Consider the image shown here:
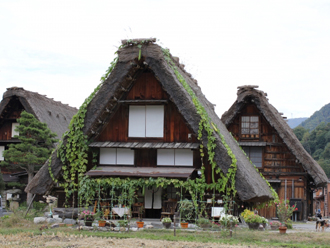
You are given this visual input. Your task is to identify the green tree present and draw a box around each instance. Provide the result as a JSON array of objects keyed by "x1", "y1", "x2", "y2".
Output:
[
  {"x1": 0, "y1": 173, "x2": 5, "y2": 192},
  {"x1": 318, "y1": 159, "x2": 330, "y2": 178},
  {"x1": 293, "y1": 126, "x2": 308, "y2": 141},
  {"x1": 0, "y1": 111, "x2": 57, "y2": 205}
]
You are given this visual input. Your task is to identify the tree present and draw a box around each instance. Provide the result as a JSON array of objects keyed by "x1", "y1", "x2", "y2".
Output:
[
  {"x1": 1, "y1": 111, "x2": 57, "y2": 205},
  {"x1": 293, "y1": 126, "x2": 308, "y2": 141},
  {"x1": 0, "y1": 173, "x2": 5, "y2": 192}
]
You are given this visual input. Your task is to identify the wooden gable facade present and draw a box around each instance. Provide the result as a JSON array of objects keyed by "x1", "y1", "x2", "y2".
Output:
[
  {"x1": 93, "y1": 71, "x2": 202, "y2": 169},
  {"x1": 222, "y1": 85, "x2": 328, "y2": 220}
]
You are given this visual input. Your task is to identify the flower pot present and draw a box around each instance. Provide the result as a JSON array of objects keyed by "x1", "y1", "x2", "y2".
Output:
[
  {"x1": 279, "y1": 226, "x2": 287, "y2": 234},
  {"x1": 163, "y1": 222, "x2": 171, "y2": 229},
  {"x1": 271, "y1": 225, "x2": 279, "y2": 230},
  {"x1": 99, "y1": 220, "x2": 106, "y2": 227},
  {"x1": 180, "y1": 222, "x2": 188, "y2": 229},
  {"x1": 85, "y1": 220, "x2": 93, "y2": 226},
  {"x1": 136, "y1": 221, "x2": 144, "y2": 228},
  {"x1": 247, "y1": 223, "x2": 259, "y2": 230}
]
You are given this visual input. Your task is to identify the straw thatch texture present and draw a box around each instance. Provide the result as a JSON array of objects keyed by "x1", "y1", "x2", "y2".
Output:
[
  {"x1": 0, "y1": 87, "x2": 77, "y2": 140},
  {"x1": 26, "y1": 41, "x2": 273, "y2": 202},
  {"x1": 221, "y1": 85, "x2": 328, "y2": 187}
]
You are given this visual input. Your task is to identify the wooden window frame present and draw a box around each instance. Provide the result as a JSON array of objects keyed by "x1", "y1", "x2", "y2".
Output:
[
  {"x1": 240, "y1": 116, "x2": 259, "y2": 139},
  {"x1": 242, "y1": 146, "x2": 263, "y2": 168}
]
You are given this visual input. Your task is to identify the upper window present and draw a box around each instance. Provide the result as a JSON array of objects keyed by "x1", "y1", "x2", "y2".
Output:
[
  {"x1": 157, "y1": 149, "x2": 193, "y2": 166},
  {"x1": 128, "y1": 105, "x2": 164, "y2": 138},
  {"x1": 241, "y1": 116, "x2": 259, "y2": 138},
  {"x1": 0, "y1": 146, "x2": 4, "y2": 161},
  {"x1": 99, "y1": 148, "x2": 134, "y2": 165},
  {"x1": 11, "y1": 122, "x2": 19, "y2": 137},
  {"x1": 242, "y1": 146, "x2": 262, "y2": 168}
]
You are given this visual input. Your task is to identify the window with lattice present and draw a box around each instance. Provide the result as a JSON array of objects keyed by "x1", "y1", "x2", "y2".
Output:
[
  {"x1": 241, "y1": 116, "x2": 259, "y2": 138},
  {"x1": 242, "y1": 146, "x2": 262, "y2": 168}
]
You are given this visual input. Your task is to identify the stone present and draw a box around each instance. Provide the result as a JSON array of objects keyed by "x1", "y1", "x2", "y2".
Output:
[
  {"x1": 34, "y1": 217, "x2": 47, "y2": 224},
  {"x1": 130, "y1": 227, "x2": 138, "y2": 231},
  {"x1": 51, "y1": 224, "x2": 59, "y2": 228},
  {"x1": 63, "y1": 218, "x2": 76, "y2": 225},
  {"x1": 47, "y1": 218, "x2": 62, "y2": 224},
  {"x1": 146, "y1": 225, "x2": 153, "y2": 229}
]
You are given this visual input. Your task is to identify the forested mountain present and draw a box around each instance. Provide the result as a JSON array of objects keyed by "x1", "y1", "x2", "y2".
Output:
[
  {"x1": 300, "y1": 103, "x2": 330, "y2": 131},
  {"x1": 287, "y1": 117, "x2": 308, "y2": 129},
  {"x1": 293, "y1": 122, "x2": 330, "y2": 178}
]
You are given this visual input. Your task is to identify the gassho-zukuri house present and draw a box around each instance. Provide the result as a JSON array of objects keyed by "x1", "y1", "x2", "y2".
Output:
[
  {"x1": 26, "y1": 39, "x2": 273, "y2": 219},
  {"x1": 221, "y1": 85, "x2": 328, "y2": 220}
]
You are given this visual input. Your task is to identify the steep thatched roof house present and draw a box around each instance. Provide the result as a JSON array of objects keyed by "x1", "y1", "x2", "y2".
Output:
[
  {"x1": 26, "y1": 39, "x2": 273, "y2": 216},
  {"x1": 221, "y1": 85, "x2": 328, "y2": 220},
  {"x1": 0, "y1": 87, "x2": 77, "y2": 204}
]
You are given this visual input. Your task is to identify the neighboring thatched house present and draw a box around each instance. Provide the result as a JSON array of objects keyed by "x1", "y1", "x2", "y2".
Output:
[
  {"x1": 221, "y1": 85, "x2": 328, "y2": 220},
  {"x1": 0, "y1": 87, "x2": 77, "y2": 204},
  {"x1": 26, "y1": 39, "x2": 273, "y2": 217}
]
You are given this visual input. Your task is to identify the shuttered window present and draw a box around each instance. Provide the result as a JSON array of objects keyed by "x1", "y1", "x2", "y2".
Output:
[
  {"x1": 99, "y1": 148, "x2": 134, "y2": 165},
  {"x1": 128, "y1": 105, "x2": 164, "y2": 138},
  {"x1": 157, "y1": 149, "x2": 193, "y2": 166},
  {"x1": 242, "y1": 146, "x2": 262, "y2": 168}
]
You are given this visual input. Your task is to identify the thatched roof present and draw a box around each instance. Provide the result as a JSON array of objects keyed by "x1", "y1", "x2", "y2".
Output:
[
  {"x1": 0, "y1": 87, "x2": 77, "y2": 140},
  {"x1": 221, "y1": 85, "x2": 328, "y2": 187},
  {"x1": 26, "y1": 39, "x2": 273, "y2": 202}
]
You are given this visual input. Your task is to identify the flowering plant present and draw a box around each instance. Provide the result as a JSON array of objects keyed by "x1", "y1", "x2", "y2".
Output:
[
  {"x1": 269, "y1": 220, "x2": 282, "y2": 227},
  {"x1": 244, "y1": 214, "x2": 268, "y2": 224},
  {"x1": 219, "y1": 214, "x2": 239, "y2": 228},
  {"x1": 161, "y1": 217, "x2": 172, "y2": 223},
  {"x1": 276, "y1": 200, "x2": 296, "y2": 225},
  {"x1": 80, "y1": 210, "x2": 95, "y2": 221}
]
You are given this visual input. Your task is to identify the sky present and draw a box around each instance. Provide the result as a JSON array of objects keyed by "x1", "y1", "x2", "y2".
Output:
[{"x1": 1, "y1": 0, "x2": 330, "y2": 119}]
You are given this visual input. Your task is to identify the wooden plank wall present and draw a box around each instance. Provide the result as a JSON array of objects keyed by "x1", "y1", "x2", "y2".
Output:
[
  {"x1": 226, "y1": 103, "x2": 307, "y2": 219},
  {"x1": 96, "y1": 72, "x2": 197, "y2": 143}
]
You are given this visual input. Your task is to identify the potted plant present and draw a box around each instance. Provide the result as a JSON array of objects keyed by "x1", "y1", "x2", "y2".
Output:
[
  {"x1": 219, "y1": 214, "x2": 239, "y2": 229},
  {"x1": 269, "y1": 220, "x2": 282, "y2": 230},
  {"x1": 80, "y1": 210, "x2": 95, "y2": 226},
  {"x1": 242, "y1": 209, "x2": 267, "y2": 229},
  {"x1": 161, "y1": 217, "x2": 172, "y2": 229},
  {"x1": 136, "y1": 205, "x2": 144, "y2": 228},
  {"x1": 197, "y1": 217, "x2": 211, "y2": 229},
  {"x1": 179, "y1": 199, "x2": 194, "y2": 229},
  {"x1": 118, "y1": 219, "x2": 129, "y2": 227},
  {"x1": 276, "y1": 200, "x2": 296, "y2": 234}
]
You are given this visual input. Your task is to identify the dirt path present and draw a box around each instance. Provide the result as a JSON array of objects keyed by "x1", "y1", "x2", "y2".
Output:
[{"x1": 0, "y1": 232, "x2": 264, "y2": 248}]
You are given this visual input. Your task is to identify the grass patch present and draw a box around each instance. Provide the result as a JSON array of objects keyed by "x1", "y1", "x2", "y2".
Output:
[{"x1": 0, "y1": 210, "x2": 329, "y2": 248}]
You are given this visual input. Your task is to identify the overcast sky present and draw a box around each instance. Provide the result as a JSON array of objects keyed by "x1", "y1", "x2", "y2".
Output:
[{"x1": 1, "y1": 0, "x2": 330, "y2": 119}]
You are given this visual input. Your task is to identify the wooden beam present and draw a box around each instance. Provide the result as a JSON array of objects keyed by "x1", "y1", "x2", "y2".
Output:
[
  {"x1": 264, "y1": 158, "x2": 295, "y2": 161},
  {"x1": 118, "y1": 100, "x2": 168, "y2": 104}
]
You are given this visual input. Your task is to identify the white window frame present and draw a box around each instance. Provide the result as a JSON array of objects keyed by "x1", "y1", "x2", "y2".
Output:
[
  {"x1": 157, "y1": 149, "x2": 193, "y2": 167},
  {"x1": 128, "y1": 105, "x2": 164, "y2": 138},
  {"x1": 99, "y1": 148, "x2": 134, "y2": 165},
  {"x1": 11, "y1": 122, "x2": 19, "y2": 137},
  {"x1": 0, "y1": 146, "x2": 4, "y2": 161}
]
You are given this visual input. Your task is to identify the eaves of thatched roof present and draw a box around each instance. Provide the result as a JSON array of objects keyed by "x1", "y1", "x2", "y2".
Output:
[
  {"x1": 26, "y1": 40, "x2": 273, "y2": 202},
  {"x1": 0, "y1": 87, "x2": 77, "y2": 140},
  {"x1": 221, "y1": 85, "x2": 328, "y2": 187}
]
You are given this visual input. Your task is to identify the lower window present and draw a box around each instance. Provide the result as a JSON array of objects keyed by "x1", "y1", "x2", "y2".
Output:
[{"x1": 242, "y1": 146, "x2": 262, "y2": 168}]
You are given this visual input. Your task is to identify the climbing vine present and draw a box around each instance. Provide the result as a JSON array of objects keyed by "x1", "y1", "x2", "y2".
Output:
[{"x1": 162, "y1": 47, "x2": 237, "y2": 197}]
